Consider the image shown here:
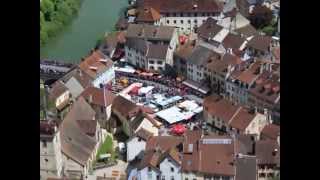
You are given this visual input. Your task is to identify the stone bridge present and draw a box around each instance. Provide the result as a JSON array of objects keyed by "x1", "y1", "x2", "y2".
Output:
[{"x1": 40, "y1": 59, "x2": 76, "y2": 85}]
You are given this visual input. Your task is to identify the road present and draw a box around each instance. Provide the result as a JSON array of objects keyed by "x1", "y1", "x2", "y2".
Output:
[{"x1": 93, "y1": 159, "x2": 128, "y2": 180}]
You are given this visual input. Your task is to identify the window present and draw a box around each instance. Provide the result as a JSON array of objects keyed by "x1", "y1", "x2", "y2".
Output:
[
  {"x1": 173, "y1": 20, "x2": 177, "y2": 24},
  {"x1": 167, "y1": 20, "x2": 170, "y2": 24},
  {"x1": 45, "y1": 158, "x2": 48, "y2": 163},
  {"x1": 194, "y1": 19, "x2": 197, "y2": 23},
  {"x1": 202, "y1": 13, "x2": 206, "y2": 16},
  {"x1": 157, "y1": 61, "x2": 162, "y2": 65},
  {"x1": 150, "y1": 66, "x2": 154, "y2": 70},
  {"x1": 42, "y1": 140, "x2": 47, "y2": 148},
  {"x1": 180, "y1": 20, "x2": 184, "y2": 24},
  {"x1": 188, "y1": 20, "x2": 191, "y2": 24},
  {"x1": 161, "y1": 176, "x2": 165, "y2": 180},
  {"x1": 148, "y1": 167, "x2": 152, "y2": 172},
  {"x1": 171, "y1": 167, "x2": 174, "y2": 172},
  {"x1": 149, "y1": 60, "x2": 154, "y2": 64},
  {"x1": 180, "y1": 13, "x2": 183, "y2": 17},
  {"x1": 187, "y1": 13, "x2": 191, "y2": 17},
  {"x1": 194, "y1": 13, "x2": 198, "y2": 17}
]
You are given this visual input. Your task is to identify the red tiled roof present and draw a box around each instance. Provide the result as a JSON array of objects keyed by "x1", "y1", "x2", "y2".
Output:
[
  {"x1": 182, "y1": 135, "x2": 236, "y2": 176},
  {"x1": 261, "y1": 124, "x2": 280, "y2": 140},
  {"x1": 59, "y1": 97, "x2": 97, "y2": 166},
  {"x1": 48, "y1": 81, "x2": 68, "y2": 101},
  {"x1": 80, "y1": 87, "x2": 115, "y2": 107},
  {"x1": 247, "y1": 35, "x2": 272, "y2": 52},
  {"x1": 255, "y1": 139, "x2": 280, "y2": 166},
  {"x1": 222, "y1": 33, "x2": 246, "y2": 50},
  {"x1": 112, "y1": 95, "x2": 141, "y2": 119},
  {"x1": 76, "y1": 120, "x2": 97, "y2": 137},
  {"x1": 136, "y1": 7, "x2": 161, "y2": 22},
  {"x1": 229, "y1": 107, "x2": 256, "y2": 131},
  {"x1": 231, "y1": 61, "x2": 262, "y2": 84},
  {"x1": 135, "y1": 128, "x2": 153, "y2": 141},
  {"x1": 146, "y1": 136, "x2": 184, "y2": 152},
  {"x1": 203, "y1": 95, "x2": 240, "y2": 124},
  {"x1": 79, "y1": 50, "x2": 113, "y2": 79}
]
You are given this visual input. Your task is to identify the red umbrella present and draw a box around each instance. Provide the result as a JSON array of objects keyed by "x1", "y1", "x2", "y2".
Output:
[{"x1": 171, "y1": 124, "x2": 186, "y2": 135}]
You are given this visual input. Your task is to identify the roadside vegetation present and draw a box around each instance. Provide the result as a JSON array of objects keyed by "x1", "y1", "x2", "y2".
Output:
[{"x1": 40, "y1": 0, "x2": 83, "y2": 46}]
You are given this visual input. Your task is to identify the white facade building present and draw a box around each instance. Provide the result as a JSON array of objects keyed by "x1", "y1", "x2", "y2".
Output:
[
  {"x1": 40, "y1": 121, "x2": 63, "y2": 180},
  {"x1": 127, "y1": 136, "x2": 147, "y2": 162},
  {"x1": 159, "y1": 157, "x2": 182, "y2": 180},
  {"x1": 160, "y1": 12, "x2": 222, "y2": 34},
  {"x1": 137, "y1": 0, "x2": 224, "y2": 34},
  {"x1": 124, "y1": 24, "x2": 178, "y2": 71},
  {"x1": 92, "y1": 65, "x2": 115, "y2": 88}
]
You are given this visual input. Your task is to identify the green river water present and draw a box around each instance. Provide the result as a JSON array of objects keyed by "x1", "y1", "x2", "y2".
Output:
[{"x1": 40, "y1": 0, "x2": 128, "y2": 63}]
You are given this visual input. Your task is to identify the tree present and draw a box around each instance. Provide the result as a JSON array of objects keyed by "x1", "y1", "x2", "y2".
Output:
[
  {"x1": 41, "y1": 0, "x2": 55, "y2": 21},
  {"x1": 262, "y1": 25, "x2": 275, "y2": 36},
  {"x1": 249, "y1": 5, "x2": 273, "y2": 29}
]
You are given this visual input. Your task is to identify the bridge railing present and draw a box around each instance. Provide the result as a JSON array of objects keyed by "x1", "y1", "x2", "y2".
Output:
[{"x1": 40, "y1": 59, "x2": 75, "y2": 68}]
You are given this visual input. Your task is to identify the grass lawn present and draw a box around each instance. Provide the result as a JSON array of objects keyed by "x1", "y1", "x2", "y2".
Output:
[{"x1": 96, "y1": 135, "x2": 116, "y2": 161}]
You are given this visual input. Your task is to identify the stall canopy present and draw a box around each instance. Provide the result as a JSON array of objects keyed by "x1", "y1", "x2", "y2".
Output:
[{"x1": 182, "y1": 80, "x2": 210, "y2": 94}]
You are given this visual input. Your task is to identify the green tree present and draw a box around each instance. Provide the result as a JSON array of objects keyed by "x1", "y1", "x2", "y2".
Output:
[
  {"x1": 41, "y1": 0, "x2": 55, "y2": 21},
  {"x1": 53, "y1": 2, "x2": 73, "y2": 25},
  {"x1": 249, "y1": 5, "x2": 273, "y2": 29},
  {"x1": 262, "y1": 25, "x2": 275, "y2": 36}
]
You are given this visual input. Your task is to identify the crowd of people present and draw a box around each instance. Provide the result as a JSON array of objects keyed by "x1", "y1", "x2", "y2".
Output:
[{"x1": 115, "y1": 71, "x2": 205, "y2": 98}]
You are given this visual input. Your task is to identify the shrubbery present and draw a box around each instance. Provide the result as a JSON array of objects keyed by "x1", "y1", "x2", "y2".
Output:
[{"x1": 40, "y1": 0, "x2": 82, "y2": 45}]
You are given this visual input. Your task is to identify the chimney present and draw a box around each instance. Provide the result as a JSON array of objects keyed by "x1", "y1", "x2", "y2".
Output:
[
  {"x1": 272, "y1": 148, "x2": 278, "y2": 156},
  {"x1": 193, "y1": 4, "x2": 198, "y2": 10},
  {"x1": 79, "y1": 69, "x2": 82, "y2": 77},
  {"x1": 191, "y1": 40, "x2": 196, "y2": 47},
  {"x1": 54, "y1": 125, "x2": 57, "y2": 133},
  {"x1": 264, "y1": 108, "x2": 268, "y2": 116},
  {"x1": 259, "y1": 64, "x2": 264, "y2": 74},
  {"x1": 155, "y1": 145, "x2": 161, "y2": 153},
  {"x1": 89, "y1": 95, "x2": 93, "y2": 104}
]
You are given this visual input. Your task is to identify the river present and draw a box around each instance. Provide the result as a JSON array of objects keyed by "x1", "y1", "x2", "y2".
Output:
[{"x1": 40, "y1": 0, "x2": 128, "y2": 63}]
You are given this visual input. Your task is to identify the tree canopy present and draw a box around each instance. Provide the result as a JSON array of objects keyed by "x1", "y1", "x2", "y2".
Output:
[
  {"x1": 40, "y1": 0, "x2": 82, "y2": 46},
  {"x1": 249, "y1": 5, "x2": 273, "y2": 29}
]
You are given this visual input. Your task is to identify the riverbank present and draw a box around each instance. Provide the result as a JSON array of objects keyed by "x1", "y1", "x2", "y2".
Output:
[
  {"x1": 40, "y1": 0, "x2": 83, "y2": 46},
  {"x1": 40, "y1": 0, "x2": 128, "y2": 63}
]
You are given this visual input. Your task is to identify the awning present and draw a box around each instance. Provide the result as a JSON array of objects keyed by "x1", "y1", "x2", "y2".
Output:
[{"x1": 182, "y1": 80, "x2": 210, "y2": 94}]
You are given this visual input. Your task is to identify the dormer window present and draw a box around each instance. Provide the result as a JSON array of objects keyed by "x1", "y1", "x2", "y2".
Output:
[
  {"x1": 99, "y1": 58, "x2": 107, "y2": 63},
  {"x1": 90, "y1": 66, "x2": 98, "y2": 71}
]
